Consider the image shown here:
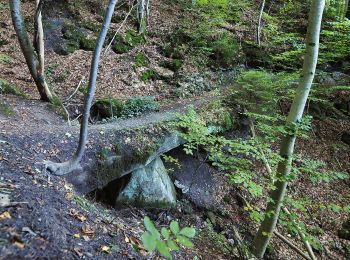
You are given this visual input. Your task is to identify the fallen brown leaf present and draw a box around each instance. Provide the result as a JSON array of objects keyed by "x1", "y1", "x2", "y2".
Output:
[
  {"x1": 65, "y1": 192, "x2": 73, "y2": 200},
  {"x1": 0, "y1": 211, "x2": 11, "y2": 220},
  {"x1": 68, "y1": 209, "x2": 87, "y2": 222},
  {"x1": 74, "y1": 247, "x2": 84, "y2": 257},
  {"x1": 82, "y1": 225, "x2": 94, "y2": 235},
  {"x1": 14, "y1": 241, "x2": 25, "y2": 249},
  {"x1": 101, "y1": 245, "x2": 110, "y2": 254}
]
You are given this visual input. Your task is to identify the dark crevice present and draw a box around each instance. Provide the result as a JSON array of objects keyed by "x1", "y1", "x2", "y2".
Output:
[{"x1": 87, "y1": 173, "x2": 132, "y2": 207}]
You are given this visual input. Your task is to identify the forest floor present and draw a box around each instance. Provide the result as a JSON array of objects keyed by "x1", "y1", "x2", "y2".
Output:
[{"x1": 0, "y1": 0, "x2": 350, "y2": 259}]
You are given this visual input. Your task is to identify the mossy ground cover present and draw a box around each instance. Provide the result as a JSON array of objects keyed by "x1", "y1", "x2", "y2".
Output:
[
  {"x1": 91, "y1": 96, "x2": 159, "y2": 121},
  {"x1": 112, "y1": 30, "x2": 145, "y2": 54},
  {"x1": 0, "y1": 79, "x2": 26, "y2": 97}
]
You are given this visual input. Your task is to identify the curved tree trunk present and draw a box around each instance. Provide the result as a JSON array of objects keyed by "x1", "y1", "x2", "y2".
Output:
[
  {"x1": 251, "y1": 0, "x2": 325, "y2": 258},
  {"x1": 10, "y1": 0, "x2": 53, "y2": 102},
  {"x1": 45, "y1": 0, "x2": 118, "y2": 175}
]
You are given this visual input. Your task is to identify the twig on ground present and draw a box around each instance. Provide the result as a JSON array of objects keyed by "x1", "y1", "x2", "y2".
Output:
[
  {"x1": 282, "y1": 208, "x2": 317, "y2": 260},
  {"x1": 274, "y1": 230, "x2": 311, "y2": 260},
  {"x1": 61, "y1": 103, "x2": 71, "y2": 126},
  {"x1": 65, "y1": 77, "x2": 85, "y2": 102}
]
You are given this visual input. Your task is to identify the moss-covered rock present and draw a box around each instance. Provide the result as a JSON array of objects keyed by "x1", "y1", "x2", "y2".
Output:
[
  {"x1": 56, "y1": 40, "x2": 80, "y2": 55},
  {"x1": 91, "y1": 96, "x2": 159, "y2": 121},
  {"x1": 116, "y1": 157, "x2": 176, "y2": 209},
  {"x1": 159, "y1": 59, "x2": 183, "y2": 72},
  {"x1": 112, "y1": 30, "x2": 145, "y2": 54},
  {"x1": 140, "y1": 69, "x2": 159, "y2": 82},
  {"x1": 59, "y1": 21, "x2": 98, "y2": 54},
  {"x1": 112, "y1": 34, "x2": 133, "y2": 54},
  {"x1": 90, "y1": 98, "x2": 124, "y2": 120},
  {"x1": 79, "y1": 36, "x2": 97, "y2": 51}
]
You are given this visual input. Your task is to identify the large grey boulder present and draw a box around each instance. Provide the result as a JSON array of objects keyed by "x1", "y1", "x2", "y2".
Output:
[
  {"x1": 116, "y1": 157, "x2": 176, "y2": 209},
  {"x1": 164, "y1": 148, "x2": 226, "y2": 210}
]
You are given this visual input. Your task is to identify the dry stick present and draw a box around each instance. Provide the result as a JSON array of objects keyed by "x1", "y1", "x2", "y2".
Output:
[
  {"x1": 61, "y1": 103, "x2": 71, "y2": 126},
  {"x1": 103, "y1": 3, "x2": 137, "y2": 55},
  {"x1": 65, "y1": 77, "x2": 85, "y2": 102},
  {"x1": 274, "y1": 230, "x2": 311, "y2": 260},
  {"x1": 249, "y1": 119, "x2": 317, "y2": 260},
  {"x1": 283, "y1": 207, "x2": 317, "y2": 260},
  {"x1": 234, "y1": 190, "x2": 310, "y2": 260}
]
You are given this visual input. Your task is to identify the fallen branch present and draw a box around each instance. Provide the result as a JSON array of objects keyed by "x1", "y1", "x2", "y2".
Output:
[
  {"x1": 282, "y1": 208, "x2": 317, "y2": 260},
  {"x1": 274, "y1": 230, "x2": 311, "y2": 260},
  {"x1": 103, "y1": 3, "x2": 137, "y2": 55},
  {"x1": 60, "y1": 103, "x2": 71, "y2": 127},
  {"x1": 65, "y1": 77, "x2": 85, "y2": 102}
]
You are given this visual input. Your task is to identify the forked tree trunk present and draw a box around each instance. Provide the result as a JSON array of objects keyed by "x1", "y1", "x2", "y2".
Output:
[
  {"x1": 256, "y1": 0, "x2": 265, "y2": 46},
  {"x1": 251, "y1": 0, "x2": 325, "y2": 258},
  {"x1": 10, "y1": 0, "x2": 53, "y2": 102},
  {"x1": 45, "y1": 0, "x2": 118, "y2": 175}
]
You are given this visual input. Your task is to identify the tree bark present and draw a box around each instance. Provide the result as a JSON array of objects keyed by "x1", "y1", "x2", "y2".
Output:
[
  {"x1": 45, "y1": 0, "x2": 118, "y2": 175},
  {"x1": 256, "y1": 0, "x2": 265, "y2": 46},
  {"x1": 10, "y1": 0, "x2": 53, "y2": 102},
  {"x1": 344, "y1": 0, "x2": 350, "y2": 19},
  {"x1": 137, "y1": 0, "x2": 147, "y2": 34},
  {"x1": 251, "y1": 0, "x2": 325, "y2": 258}
]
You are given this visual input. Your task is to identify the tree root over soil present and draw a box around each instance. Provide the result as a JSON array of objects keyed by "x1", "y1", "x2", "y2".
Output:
[{"x1": 44, "y1": 160, "x2": 82, "y2": 176}]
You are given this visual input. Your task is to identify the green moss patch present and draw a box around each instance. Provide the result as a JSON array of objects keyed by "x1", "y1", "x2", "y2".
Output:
[
  {"x1": 140, "y1": 69, "x2": 159, "y2": 82},
  {"x1": 209, "y1": 33, "x2": 240, "y2": 67},
  {"x1": 0, "y1": 79, "x2": 26, "y2": 97},
  {"x1": 0, "y1": 54, "x2": 12, "y2": 64},
  {"x1": 58, "y1": 21, "x2": 98, "y2": 54},
  {"x1": 112, "y1": 30, "x2": 145, "y2": 54},
  {"x1": 0, "y1": 102, "x2": 15, "y2": 117},
  {"x1": 159, "y1": 59, "x2": 183, "y2": 72},
  {"x1": 134, "y1": 53, "x2": 148, "y2": 67},
  {"x1": 91, "y1": 96, "x2": 159, "y2": 121}
]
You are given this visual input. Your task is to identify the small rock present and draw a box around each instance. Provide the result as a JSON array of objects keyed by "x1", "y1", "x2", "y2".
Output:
[{"x1": 154, "y1": 66, "x2": 174, "y2": 79}]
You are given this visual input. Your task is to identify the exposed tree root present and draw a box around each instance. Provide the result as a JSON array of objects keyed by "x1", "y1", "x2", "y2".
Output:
[{"x1": 44, "y1": 160, "x2": 82, "y2": 176}]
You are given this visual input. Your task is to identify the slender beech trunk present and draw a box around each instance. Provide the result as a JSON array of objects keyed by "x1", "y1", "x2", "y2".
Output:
[
  {"x1": 251, "y1": 0, "x2": 325, "y2": 258},
  {"x1": 10, "y1": 0, "x2": 53, "y2": 102},
  {"x1": 45, "y1": 0, "x2": 118, "y2": 175},
  {"x1": 34, "y1": 0, "x2": 50, "y2": 97},
  {"x1": 343, "y1": 0, "x2": 349, "y2": 19},
  {"x1": 137, "y1": 0, "x2": 147, "y2": 34},
  {"x1": 346, "y1": 0, "x2": 350, "y2": 18},
  {"x1": 256, "y1": 0, "x2": 265, "y2": 46}
]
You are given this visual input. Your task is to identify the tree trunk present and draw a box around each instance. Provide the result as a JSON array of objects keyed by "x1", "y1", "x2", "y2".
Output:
[
  {"x1": 10, "y1": 0, "x2": 53, "y2": 102},
  {"x1": 137, "y1": 0, "x2": 147, "y2": 34},
  {"x1": 256, "y1": 0, "x2": 265, "y2": 46},
  {"x1": 251, "y1": 0, "x2": 325, "y2": 258},
  {"x1": 45, "y1": 0, "x2": 118, "y2": 175},
  {"x1": 345, "y1": 0, "x2": 350, "y2": 19}
]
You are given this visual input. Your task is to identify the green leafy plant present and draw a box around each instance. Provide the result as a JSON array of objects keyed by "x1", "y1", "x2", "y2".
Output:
[{"x1": 141, "y1": 216, "x2": 196, "y2": 260}]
